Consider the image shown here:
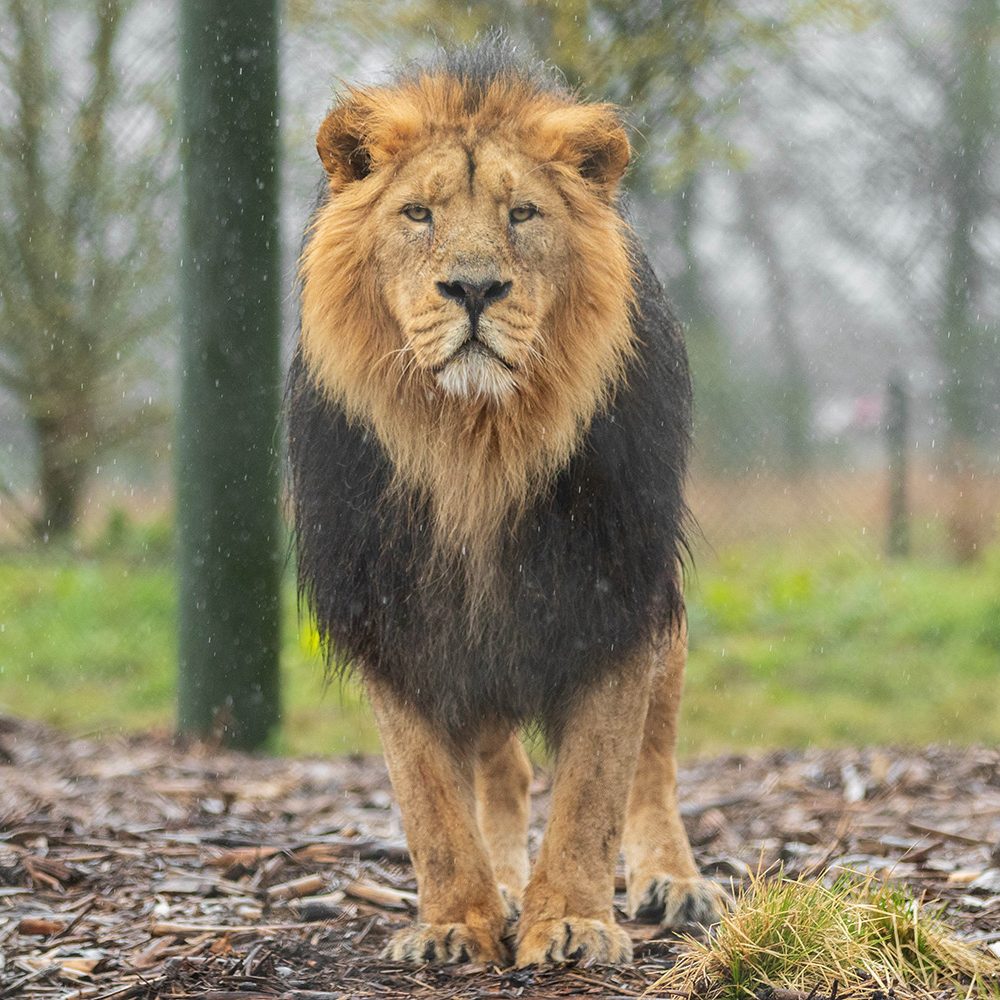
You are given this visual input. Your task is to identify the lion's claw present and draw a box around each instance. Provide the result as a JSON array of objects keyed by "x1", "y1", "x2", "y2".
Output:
[
  {"x1": 630, "y1": 875, "x2": 726, "y2": 929},
  {"x1": 384, "y1": 922, "x2": 509, "y2": 965},
  {"x1": 516, "y1": 916, "x2": 632, "y2": 966}
]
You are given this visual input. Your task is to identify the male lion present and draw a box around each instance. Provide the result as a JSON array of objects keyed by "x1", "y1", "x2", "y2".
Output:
[{"x1": 287, "y1": 43, "x2": 722, "y2": 967}]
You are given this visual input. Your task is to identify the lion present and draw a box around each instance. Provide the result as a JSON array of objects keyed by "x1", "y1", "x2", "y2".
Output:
[{"x1": 287, "y1": 42, "x2": 724, "y2": 967}]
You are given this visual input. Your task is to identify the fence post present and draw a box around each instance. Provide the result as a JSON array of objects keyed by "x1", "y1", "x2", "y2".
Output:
[
  {"x1": 176, "y1": 0, "x2": 282, "y2": 748},
  {"x1": 886, "y1": 373, "x2": 910, "y2": 558}
]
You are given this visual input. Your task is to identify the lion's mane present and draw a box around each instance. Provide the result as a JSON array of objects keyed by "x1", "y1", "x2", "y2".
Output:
[{"x1": 288, "y1": 43, "x2": 692, "y2": 738}]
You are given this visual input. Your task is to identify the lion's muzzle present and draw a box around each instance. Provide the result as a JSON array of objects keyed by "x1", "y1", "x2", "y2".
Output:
[
  {"x1": 431, "y1": 274, "x2": 519, "y2": 399},
  {"x1": 436, "y1": 276, "x2": 512, "y2": 321}
]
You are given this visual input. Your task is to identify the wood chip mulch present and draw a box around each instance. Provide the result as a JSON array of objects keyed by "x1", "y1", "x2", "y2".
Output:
[{"x1": 1, "y1": 714, "x2": 999, "y2": 999}]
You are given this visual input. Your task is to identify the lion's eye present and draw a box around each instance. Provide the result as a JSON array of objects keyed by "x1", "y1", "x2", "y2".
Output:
[
  {"x1": 509, "y1": 204, "x2": 538, "y2": 224},
  {"x1": 403, "y1": 204, "x2": 432, "y2": 223}
]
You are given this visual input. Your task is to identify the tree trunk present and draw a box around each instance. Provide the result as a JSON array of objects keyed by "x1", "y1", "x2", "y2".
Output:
[
  {"x1": 34, "y1": 413, "x2": 86, "y2": 540},
  {"x1": 670, "y1": 174, "x2": 747, "y2": 471},
  {"x1": 939, "y1": 0, "x2": 998, "y2": 561},
  {"x1": 176, "y1": 0, "x2": 282, "y2": 750},
  {"x1": 738, "y1": 172, "x2": 812, "y2": 476}
]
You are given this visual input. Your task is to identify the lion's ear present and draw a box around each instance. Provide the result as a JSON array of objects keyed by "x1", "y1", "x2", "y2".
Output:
[
  {"x1": 539, "y1": 104, "x2": 631, "y2": 199},
  {"x1": 316, "y1": 98, "x2": 374, "y2": 188},
  {"x1": 317, "y1": 89, "x2": 425, "y2": 189}
]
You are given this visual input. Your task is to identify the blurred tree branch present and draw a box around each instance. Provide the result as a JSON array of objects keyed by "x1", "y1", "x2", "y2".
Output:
[
  {"x1": 736, "y1": 0, "x2": 999, "y2": 556},
  {"x1": 738, "y1": 170, "x2": 812, "y2": 474},
  {"x1": 0, "y1": 0, "x2": 174, "y2": 540}
]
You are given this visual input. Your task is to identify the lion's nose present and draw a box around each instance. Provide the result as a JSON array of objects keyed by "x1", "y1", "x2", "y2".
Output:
[{"x1": 436, "y1": 278, "x2": 512, "y2": 316}]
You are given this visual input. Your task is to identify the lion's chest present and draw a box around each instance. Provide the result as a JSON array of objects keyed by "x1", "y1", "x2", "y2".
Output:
[
  {"x1": 288, "y1": 253, "x2": 690, "y2": 736},
  {"x1": 291, "y1": 394, "x2": 680, "y2": 736}
]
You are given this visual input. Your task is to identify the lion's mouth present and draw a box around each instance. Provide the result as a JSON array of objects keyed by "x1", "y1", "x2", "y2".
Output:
[
  {"x1": 433, "y1": 338, "x2": 515, "y2": 374},
  {"x1": 432, "y1": 335, "x2": 520, "y2": 401}
]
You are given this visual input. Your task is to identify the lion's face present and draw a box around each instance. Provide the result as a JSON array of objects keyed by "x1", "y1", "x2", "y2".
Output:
[
  {"x1": 373, "y1": 139, "x2": 572, "y2": 401},
  {"x1": 298, "y1": 71, "x2": 636, "y2": 559}
]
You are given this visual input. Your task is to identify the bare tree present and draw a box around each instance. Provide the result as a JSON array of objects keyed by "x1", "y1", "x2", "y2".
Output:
[
  {"x1": 737, "y1": 170, "x2": 812, "y2": 474},
  {"x1": 933, "y1": 0, "x2": 999, "y2": 557},
  {"x1": 0, "y1": 0, "x2": 174, "y2": 539},
  {"x1": 788, "y1": 0, "x2": 1000, "y2": 555}
]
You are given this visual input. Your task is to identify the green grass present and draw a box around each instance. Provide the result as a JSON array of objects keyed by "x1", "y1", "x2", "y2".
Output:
[
  {"x1": 664, "y1": 869, "x2": 1000, "y2": 999},
  {"x1": 0, "y1": 550, "x2": 379, "y2": 755},
  {"x1": 684, "y1": 543, "x2": 1000, "y2": 754},
  {"x1": 1, "y1": 536, "x2": 999, "y2": 756}
]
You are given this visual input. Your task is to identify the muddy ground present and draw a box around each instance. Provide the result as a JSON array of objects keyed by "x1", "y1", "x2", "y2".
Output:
[{"x1": 2, "y1": 715, "x2": 999, "y2": 999}]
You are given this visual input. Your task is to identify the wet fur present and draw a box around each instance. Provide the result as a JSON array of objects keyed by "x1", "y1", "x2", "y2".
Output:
[
  {"x1": 288, "y1": 45, "x2": 692, "y2": 740},
  {"x1": 289, "y1": 248, "x2": 688, "y2": 738},
  {"x1": 287, "y1": 43, "x2": 716, "y2": 968}
]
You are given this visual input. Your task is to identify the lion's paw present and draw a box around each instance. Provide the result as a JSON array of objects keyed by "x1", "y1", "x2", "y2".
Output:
[
  {"x1": 383, "y1": 922, "x2": 509, "y2": 965},
  {"x1": 516, "y1": 917, "x2": 632, "y2": 966},
  {"x1": 629, "y1": 875, "x2": 726, "y2": 929}
]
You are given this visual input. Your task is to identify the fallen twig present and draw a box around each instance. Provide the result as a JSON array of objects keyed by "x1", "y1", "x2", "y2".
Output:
[
  {"x1": 150, "y1": 921, "x2": 313, "y2": 937},
  {"x1": 265, "y1": 873, "x2": 327, "y2": 901},
  {"x1": 343, "y1": 879, "x2": 417, "y2": 912}
]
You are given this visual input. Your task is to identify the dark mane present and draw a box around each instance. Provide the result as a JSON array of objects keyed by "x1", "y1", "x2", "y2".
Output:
[
  {"x1": 287, "y1": 41, "x2": 692, "y2": 742},
  {"x1": 396, "y1": 33, "x2": 567, "y2": 103},
  {"x1": 288, "y1": 257, "x2": 690, "y2": 740}
]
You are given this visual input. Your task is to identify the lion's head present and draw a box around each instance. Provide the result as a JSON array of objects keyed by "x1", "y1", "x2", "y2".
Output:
[{"x1": 299, "y1": 48, "x2": 636, "y2": 569}]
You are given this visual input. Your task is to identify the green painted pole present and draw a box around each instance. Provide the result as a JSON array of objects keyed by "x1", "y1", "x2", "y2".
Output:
[{"x1": 177, "y1": 0, "x2": 282, "y2": 748}]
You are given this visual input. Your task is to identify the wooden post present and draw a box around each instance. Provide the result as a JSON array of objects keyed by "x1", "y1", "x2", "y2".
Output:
[
  {"x1": 177, "y1": 0, "x2": 282, "y2": 748},
  {"x1": 886, "y1": 373, "x2": 910, "y2": 558}
]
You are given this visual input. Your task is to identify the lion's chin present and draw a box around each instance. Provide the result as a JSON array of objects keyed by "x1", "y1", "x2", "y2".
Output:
[{"x1": 435, "y1": 348, "x2": 518, "y2": 402}]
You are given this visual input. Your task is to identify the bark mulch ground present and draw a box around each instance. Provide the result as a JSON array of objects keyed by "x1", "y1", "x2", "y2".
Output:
[{"x1": 1, "y1": 714, "x2": 999, "y2": 999}]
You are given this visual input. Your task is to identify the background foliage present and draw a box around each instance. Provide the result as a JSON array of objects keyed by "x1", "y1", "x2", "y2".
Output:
[{"x1": 0, "y1": 0, "x2": 998, "y2": 754}]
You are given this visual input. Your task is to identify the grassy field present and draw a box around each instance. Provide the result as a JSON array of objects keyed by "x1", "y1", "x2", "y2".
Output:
[{"x1": 1, "y1": 530, "x2": 999, "y2": 757}]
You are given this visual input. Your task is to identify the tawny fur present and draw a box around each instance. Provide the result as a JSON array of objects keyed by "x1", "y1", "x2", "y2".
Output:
[
  {"x1": 368, "y1": 677, "x2": 514, "y2": 964},
  {"x1": 475, "y1": 729, "x2": 533, "y2": 899},
  {"x1": 372, "y1": 620, "x2": 722, "y2": 966},
  {"x1": 623, "y1": 617, "x2": 729, "y2": 928},
  {"x1": 515, "y1": 650, "x2": 651, "y2": 966}
]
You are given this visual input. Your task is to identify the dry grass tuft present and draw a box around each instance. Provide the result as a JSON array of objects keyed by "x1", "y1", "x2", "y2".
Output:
[{"x1": 657, "y1": 869, "x2": 1000, "y2": 1000}]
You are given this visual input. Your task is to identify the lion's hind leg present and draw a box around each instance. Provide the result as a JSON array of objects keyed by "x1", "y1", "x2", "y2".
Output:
[
  {"x1": 475, "y1": 728, "x2": 532, "y2": 907},
  {"x1": 623, "y1": 616, "x2": 726, "y2": 929},
  {"x1": 367, "y1": 681, "x2": 513, "y2": 965}
]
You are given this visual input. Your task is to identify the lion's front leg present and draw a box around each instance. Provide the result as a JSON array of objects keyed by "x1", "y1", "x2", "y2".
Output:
[
  {"x1": 515, "y1": 661, "x2": 652, "y2": 967},
  {"x1": 367, "y1": 681, "x2": 513, "y2": 965},
  {"x1": 623, "y1": 616, "x2": 726, "y2": 929}
]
